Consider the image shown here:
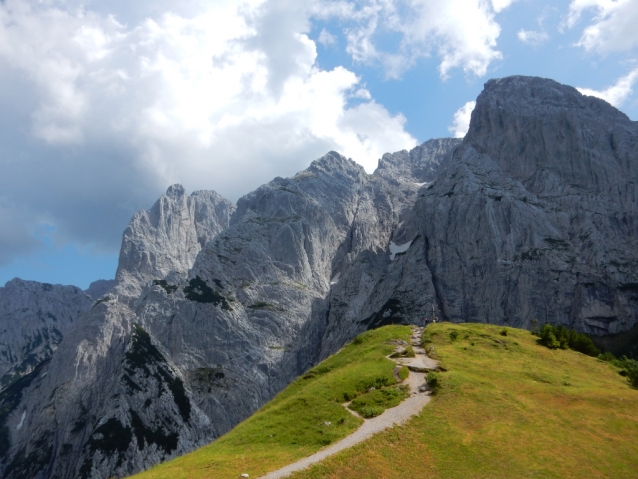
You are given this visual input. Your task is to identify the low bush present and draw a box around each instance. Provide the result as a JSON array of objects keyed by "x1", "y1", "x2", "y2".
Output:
[
  {"x1": 449, "y1": 331, "x2": 459, "y2": 341},
  {"x1": 626, "y1": 361, "x2": 638, "y2": 388},
  {"x1": 357, "y1": 406, "x2": 385, "y2": 418},
  {"x1": 601, "y1": 353, "x2": 638, "y2": 388},
  {"x1": 426, "y1": 371, "x2": 440, "y2": 393},
  {"x1": 348, "y1": 386, "x2": 410, "y2": 418},
  {"x1": 539, "y1": 324, "x2": 599, "y2": 356}
]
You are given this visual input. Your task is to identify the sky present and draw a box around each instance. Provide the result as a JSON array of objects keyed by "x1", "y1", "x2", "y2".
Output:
[{"x1": 1, "y1": 0, "x2": 637, "y2": 289}]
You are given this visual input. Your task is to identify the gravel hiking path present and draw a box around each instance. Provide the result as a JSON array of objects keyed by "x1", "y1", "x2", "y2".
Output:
[{"x1": 257, "y1": 327, "x2": 437, "y2": 479}]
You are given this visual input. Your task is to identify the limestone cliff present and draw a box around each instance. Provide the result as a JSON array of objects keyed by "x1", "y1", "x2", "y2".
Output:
[{"x1": 0, "y1": 279, "x2": 92, "y2": 386}]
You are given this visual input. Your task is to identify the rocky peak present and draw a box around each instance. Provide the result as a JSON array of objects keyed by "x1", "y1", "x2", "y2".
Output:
[
  {"x1": 467, "y1": 75, "x2": 638, "y2": 198},
  {"x1": 406, "y1": 75, "x2": 638, "y2": 335},
  {"x1": 375, "y1": 137, "x2": 462, "y2": 184},
  {"x1": 165, "y1": 183, "x2": 186, "y2": 198},
  {"x1": 115, "y1": 185, "x2": 235, "y2": 297},
  {"x1": 307, "y1": 151, "x2": 367, "y2": 178}
]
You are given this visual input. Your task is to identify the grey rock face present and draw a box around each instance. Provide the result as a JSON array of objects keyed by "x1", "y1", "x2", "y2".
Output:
[
  {"x1": 0, "y1": 279, "x2": 92, "y2": 386},
  {"x1": 115, "y1": 185, "x2": 235, "y2": 297},
  {"x1": 85, "y1": 280, "x2": 116, "y2": 300},
  {"x1": 0, "y1": 185, "x2": 236, "y2": 479},
  {"x1": 318, "y1": 77, "x2": 638, "y2": 358},
  {"x1": 396, "y1": 76, "x2": 637, "y2": 336}
]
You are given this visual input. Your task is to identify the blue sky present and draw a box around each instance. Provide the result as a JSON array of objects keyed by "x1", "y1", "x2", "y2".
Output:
[{"x1": 0, "y1": 0, "x2": 637, "y2": 289}]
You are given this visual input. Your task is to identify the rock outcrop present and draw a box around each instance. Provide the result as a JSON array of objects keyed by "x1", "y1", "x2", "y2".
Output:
[
  {"x1": 1, "y1": 76, "x2": 637, "y2": 479},
  {"x1": 320, "y1": 76, "x2": 638, "y2": 357},
  {"x1": 85, "y1": 280, "x2": 116, "y2": 300},
  {"x1": 0, "y1": 279, "x2": 92, "y2": 386}
]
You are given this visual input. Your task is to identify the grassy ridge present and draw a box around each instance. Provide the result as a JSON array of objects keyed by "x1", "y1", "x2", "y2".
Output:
[
  {"x1": 132, "y1": 326, "x2": 412, "y2": 479},
  {"x1": 288, "y1": 323, "x2": 638, "y2": 479}
]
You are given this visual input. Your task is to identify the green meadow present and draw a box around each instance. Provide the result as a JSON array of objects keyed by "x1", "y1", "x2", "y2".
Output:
[
  {"x1": 290, "y1": 323, "x2": 638, "y2": 479},
  {"x1": 132, "y1": 322, "x2": 638, "y2": 479}
]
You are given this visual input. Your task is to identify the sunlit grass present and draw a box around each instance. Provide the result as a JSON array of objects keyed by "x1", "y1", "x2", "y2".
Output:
[
  {"x1": 131, "y1": 325, "x2": 412, "y2": 479},
  {"x1": 289, "y1": 323, "x2": 638, "y2": 479}
]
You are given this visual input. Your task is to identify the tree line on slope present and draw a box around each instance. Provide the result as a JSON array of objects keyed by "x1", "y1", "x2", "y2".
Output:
[{"x1": 531, "y1": 320, "x2": 638, "y2": 388}]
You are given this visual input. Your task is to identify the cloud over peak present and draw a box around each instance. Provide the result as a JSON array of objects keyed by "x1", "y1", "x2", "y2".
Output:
[{"x1": 0, "y1": 0, "x2": 420, "y2": 265}]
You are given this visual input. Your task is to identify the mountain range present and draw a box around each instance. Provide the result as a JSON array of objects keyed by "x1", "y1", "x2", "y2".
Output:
[{"x1": 0, "y1": 75, "x2": 636, "y2": 479}]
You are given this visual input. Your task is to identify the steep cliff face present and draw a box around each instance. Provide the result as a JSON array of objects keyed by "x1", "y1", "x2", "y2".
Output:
[
  {"x1": 413, "y1": 76, "x2": 638, "y2": 334},
  {"x1": 0, "y1": 279, "x2": 92, "y2": 385},
  {"x1": 2, "y1": 75, "x2": 637, "y2": 479},
  {"x1": 318, "y1": 77, "x2": 638, "y2": 357}
]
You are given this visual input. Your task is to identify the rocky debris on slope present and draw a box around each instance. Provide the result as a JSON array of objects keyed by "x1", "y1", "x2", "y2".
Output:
[{"x1": 0, "y1": 279, "x2": 92, "y2": 386}]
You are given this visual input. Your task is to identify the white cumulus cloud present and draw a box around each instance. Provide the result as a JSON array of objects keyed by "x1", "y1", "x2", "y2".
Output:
[
  {"x1": 312, "y1": 0, "x2": 517, "y2": 79},
  {"x1": 577, "y1": 68, "x2": 638, "y2": 107},
  {"x1": 448, "y1": 101, "x2": 476, "y2": 138},
  {"x1": 0, "y1": 0, "x2": 417, "y2": 265},
  {"x1": 517, "y1": 29, "x2": 549, "y2": 46},
  {"x1": 567, "y1": 0, "x2": 638, "y2": 53}
]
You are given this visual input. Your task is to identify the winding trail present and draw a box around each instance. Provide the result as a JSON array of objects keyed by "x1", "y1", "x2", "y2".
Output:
[{"x1": 258, "y1": 327, "x2": 437, "y2": 479}]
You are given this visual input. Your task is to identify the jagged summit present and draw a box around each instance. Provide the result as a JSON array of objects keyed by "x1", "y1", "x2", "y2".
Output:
[
  {"x1": 114, "y1": 185, "x2": 235, "y2": 297},
  {"x1": 165, "y1": 183, "x2": 187, "y2": 198},
  {"x1": 307, "y1": 150, "x2": 366, "y2": 177},
  {"x1": 375, "y1": 137, "x2": 462, "y2": 184}
]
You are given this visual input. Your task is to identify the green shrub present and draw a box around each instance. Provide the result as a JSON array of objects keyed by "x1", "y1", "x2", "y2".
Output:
[
  {"x1": 348, "y1": 386, "x2": 409, "y2": 417},
  {"x1": 358, "y1": 406, "x2": 385, "y2": 418},
  {"x1": 500, "y1": 329, "x2": 508, "y2": 336},
  {"x1": 530, "y1": 318, "x2": 539, "y2": 336},
  {"x1": 449, "y1": 331, "x2": 459, "y2": 341},
  {"x1": 540, "y1": 324, "x2": 560, "y2": 349},
  {"x1": 607, "y1": 357, "x2": 638, "y2": 388},
  {"x1": 426, "y1": 371, "x2": 440, "y2": 393},
  {"x1": 625, "y1": 360, "x2": 638, "y2": 388},
  {"x1": 539, "y1": 324, "x2": 599, "y2": 356}
]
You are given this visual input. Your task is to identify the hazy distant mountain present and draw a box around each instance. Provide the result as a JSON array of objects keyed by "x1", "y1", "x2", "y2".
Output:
[{"x1": 1, "y1": 76, "x2": 636, "y2": 479}]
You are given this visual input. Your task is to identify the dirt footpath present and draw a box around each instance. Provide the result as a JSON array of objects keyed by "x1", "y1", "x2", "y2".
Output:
[{"x1": 258, "y1": 327, "x2": 436, "y2": 479}]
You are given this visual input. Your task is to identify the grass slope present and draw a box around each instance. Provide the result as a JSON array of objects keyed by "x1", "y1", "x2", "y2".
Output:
[
  {"x1": 131, "y1": 326, "x2": 412, "y2": 479},
  {"x1": 289, "y1": 323, "x2": 638, "y2": 479}
]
